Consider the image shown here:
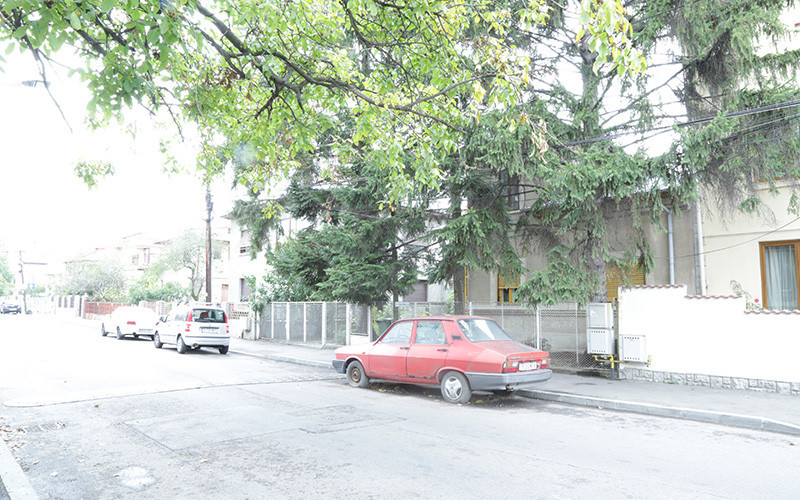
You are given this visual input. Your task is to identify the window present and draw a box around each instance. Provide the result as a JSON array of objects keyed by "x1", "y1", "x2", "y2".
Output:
[
  {"x1": 499, "y1": 171, "x2": 520, "y2": 210},
  {"x1": 606, "y1": 262, "x2": 645, "y2": 301},
  {"x1": 457, "y1": 318, "x2": 513, "y2": 342},
  {"x1": 414, "y1": 321, "x2": 446, "y2": 345},
  {"x1": 240, "y1": 278, "x2": 252, "y2": 301},
  {"x1": 192, "y1": 308, "x2": 226, "y2": 323},
  {"x1": 497, "y1": 273, "x2": 520, "y2": 303},
  {"x1": 760, "y1": 241, "x2": 800, "y2": 310},
  {"x1": 381, "y1": 321, "x2": 413, "y2": 344}
]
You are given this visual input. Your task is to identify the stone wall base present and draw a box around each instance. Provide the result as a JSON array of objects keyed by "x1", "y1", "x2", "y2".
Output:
[{"x1": 619, "y1": 368, "x2": 800, "y2": 396}]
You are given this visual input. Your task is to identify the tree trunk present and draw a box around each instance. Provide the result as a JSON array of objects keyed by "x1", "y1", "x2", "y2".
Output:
[{"x1": 453, "y1": 265, "x2": 465, "y2": 315}]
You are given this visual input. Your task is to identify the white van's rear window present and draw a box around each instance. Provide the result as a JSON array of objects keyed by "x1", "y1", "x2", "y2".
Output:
[{"x1": 193, "y1": 309, "x2": 226, "y2": 323}]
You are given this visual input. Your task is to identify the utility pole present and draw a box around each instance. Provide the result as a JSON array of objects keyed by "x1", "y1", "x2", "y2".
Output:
[
  {"x1": 18, "y1": 251, "x2": 27, "y2": 314},
  {"x1": 205, "y1": 187, "x2": 213, "y2": 303}
]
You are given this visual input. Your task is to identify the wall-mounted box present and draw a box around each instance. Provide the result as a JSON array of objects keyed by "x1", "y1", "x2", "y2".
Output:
[
  {"x1": 620, "y1": 334, "x2": 647, "y2": 362},
  {"x1": 587, "y1": 328, "x2": 614, "y2": 355},
  {"x1": 586, "y1": 303, "x2": 614, "y2": 329}
]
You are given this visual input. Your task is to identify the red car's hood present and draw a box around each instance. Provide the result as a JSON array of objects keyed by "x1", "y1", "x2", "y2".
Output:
[{"x1": 479, "y1": 340, "x2": 547, "y2": 359}]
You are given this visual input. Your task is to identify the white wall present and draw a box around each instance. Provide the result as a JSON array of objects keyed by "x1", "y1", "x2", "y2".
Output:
[{"x1": 618, "y1": 285, "x2": 800, "y2": 383}]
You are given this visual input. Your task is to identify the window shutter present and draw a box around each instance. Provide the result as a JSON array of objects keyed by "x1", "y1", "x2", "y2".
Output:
[{"x1": 606, "y1": 264, "x2": 645, "y2": 301}]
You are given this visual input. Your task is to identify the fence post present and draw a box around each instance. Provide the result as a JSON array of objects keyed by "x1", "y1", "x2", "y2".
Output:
[
  {"x1": 346, "y1": 303, "x2": 352, "y2": 345},
  {"x1": 285, "y1": 303, "x2": 291, "y2": 342},
  {"x1": 303, "y1": 302, "x2": 308, "y2": 344},
  {"x1": 575, "y1": 303, "x2": 580, "y2": 366},
  {"x1": 368, "y1": 305, "x2": 373, "y2": 341},
  {"x1": 469, "y1": 301, "x2": 473, "y2": 315},
  {"x1": 270, "y1": 302, "x2": 275, "y2": 340},
  {"x1": 535, "y1": 304, "x2": 541, "y2": 350},
  {"x1": 322, "y1": 302, "x2": 328, "y2": 346}
]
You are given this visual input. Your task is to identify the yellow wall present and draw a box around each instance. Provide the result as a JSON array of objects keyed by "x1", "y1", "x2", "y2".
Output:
[{"x1": 701, "y1": 182, "x2": 800, "y2": 302}]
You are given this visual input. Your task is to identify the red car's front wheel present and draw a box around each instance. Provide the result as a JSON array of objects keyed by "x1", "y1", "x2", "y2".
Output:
[{"x1": 346, "y1": 360, "x2": 370, "y2": 388}]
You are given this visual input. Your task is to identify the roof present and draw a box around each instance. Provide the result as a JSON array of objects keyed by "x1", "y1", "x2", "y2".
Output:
[{"x1": 391, "y1": 315, "x2": 489, "y2": 321}]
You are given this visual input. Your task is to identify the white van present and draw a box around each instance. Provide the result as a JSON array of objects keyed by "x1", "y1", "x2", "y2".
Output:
[
  {"x1": 102, "y1": 306, "x2": 159, "y2": 340},
  {"x1": 154, "y1": 304, "x2": 230, "y2": 354}
]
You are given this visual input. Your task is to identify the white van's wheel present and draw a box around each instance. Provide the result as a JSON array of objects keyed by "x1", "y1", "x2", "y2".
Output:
[{"x1": 176, "y1": 335, "x2": 188, "y2": 354}]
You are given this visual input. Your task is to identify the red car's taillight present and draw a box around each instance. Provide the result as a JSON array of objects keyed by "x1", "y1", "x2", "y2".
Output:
[
  {"x1": 502, "y1": 361, "x2": 519, "y2": 373},
  {"x1": 126, "y1": 321, "x2": 136, "y2": 325}
]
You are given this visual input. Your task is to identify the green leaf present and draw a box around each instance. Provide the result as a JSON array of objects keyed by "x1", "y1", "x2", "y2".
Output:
[
  {"x1": 69, "y1": 12, "x2": 82, "y2": 30},
  {"x1": 146, "y1": 28, "x2": 160, "y2": 44}
]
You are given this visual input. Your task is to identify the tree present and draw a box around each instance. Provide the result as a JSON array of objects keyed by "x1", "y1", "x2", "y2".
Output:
[
  {"x1": 1, "y1": 0, "x2": 641, "y2": 201},
  {"x1": 0, "y1": 253, "x2": 14, "y2": 296},
  {"x1": 128, "y1": 274, "x2": 189, "y2": 303},
  {"x1": 152, "y1": 230, "x2": 222, "y2": 301},
  {"x1": 234, "y1": 162, "x2": 430, "y2": 307},
  {"x1": 56, "y1": 260, "x2": 127, "y2": 301},
  {"x1": 427, "y1": 0, "x2": 800, "y2": 305}
]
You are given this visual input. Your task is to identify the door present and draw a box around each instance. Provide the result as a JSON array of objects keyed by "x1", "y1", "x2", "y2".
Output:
[
  {"x1": 369, "y1": 321, "x2": 413, "y2": 379},
  {"x1": 406, "y1": 320, "x2": 449, "y2": 381}
]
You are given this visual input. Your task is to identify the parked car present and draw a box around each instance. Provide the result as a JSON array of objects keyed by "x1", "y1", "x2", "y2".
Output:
[
  {"x1": 333, "y1": 316, "x2": 552, "y2": 404},
  {"x1": 1, "y1": 302, "x2": 22, "y2": 314},
  {"x1": 101, "y1": 306, "x2": 159, "y2": 340},
  {"x1": 153, "y1": 304, "x2": 230, "y2": 354}
]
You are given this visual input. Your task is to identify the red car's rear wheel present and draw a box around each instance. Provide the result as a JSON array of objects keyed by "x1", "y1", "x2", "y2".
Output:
[{"x1": 441, "y1": 371, "x2": 471, "y2": 404}]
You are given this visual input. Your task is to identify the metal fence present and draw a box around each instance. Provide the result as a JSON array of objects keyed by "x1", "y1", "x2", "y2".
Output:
[
  {"x1": 256, "y1": 300, "x2": 602, "y2": 370},
  {"x1": 257, "y1": 302, "x2": 372, "y2": 346},
  {"x1": 467, "y1": 302, "x2": 598, "y2": 370}
]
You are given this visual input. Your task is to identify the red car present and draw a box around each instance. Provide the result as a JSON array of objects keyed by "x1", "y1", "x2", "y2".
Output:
[{"x1": 333, "y1": 316, "x2": 552, "y2": 403}]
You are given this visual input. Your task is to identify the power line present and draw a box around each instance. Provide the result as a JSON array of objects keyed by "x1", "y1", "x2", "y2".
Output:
[{"x1": 555, "y1": 97, "x2": 800, "y2": 148}]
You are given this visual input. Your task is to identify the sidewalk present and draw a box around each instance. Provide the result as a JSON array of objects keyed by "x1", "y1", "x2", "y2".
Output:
[{"x1": 229, "y1": 337, "x2": 800, "y2": 436}]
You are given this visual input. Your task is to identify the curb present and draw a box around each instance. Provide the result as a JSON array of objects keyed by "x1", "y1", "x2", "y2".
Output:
[
  {"x1": 0, "y1": 439, "x2": 37, "y2": 500},
  {"x1": 230, "y1": 349, "x2": 333, "y2": 370},
  {"x1": 518, "y1": 389, "x2": 800, "y2": 436}
]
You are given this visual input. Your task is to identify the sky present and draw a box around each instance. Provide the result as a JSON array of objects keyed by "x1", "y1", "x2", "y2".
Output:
[{"x1": 0, "y1": 45, "x2": 234, "y2": 265}]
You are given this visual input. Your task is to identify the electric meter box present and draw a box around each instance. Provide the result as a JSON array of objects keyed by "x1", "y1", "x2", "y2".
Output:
[
  {"x1": 587, "y1": 328, "x2": 614, "y2": 355},
  {"x1": 586, "y1": 303, "x2": 614, "y2": 329},
  {"x1": 619, "y1": 334, "x2": 647, "y2": 363}
]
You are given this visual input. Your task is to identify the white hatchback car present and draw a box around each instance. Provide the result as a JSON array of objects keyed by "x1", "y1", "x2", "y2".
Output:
[
  {"x1": 101, "y1": 306, "x2": 159, "y2": 340},
  {"x1": 153, "y1": 304, "x2": 230, "y2": 354}
]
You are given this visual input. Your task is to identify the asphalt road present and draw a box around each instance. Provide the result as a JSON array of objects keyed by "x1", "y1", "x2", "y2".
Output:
[{"x1": 1, "y1": 315, "x2": 798, "y2": 499}]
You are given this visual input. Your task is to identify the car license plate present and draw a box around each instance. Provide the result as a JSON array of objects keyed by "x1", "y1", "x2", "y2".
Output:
[
  {"x1": 201, "y1": 327, "x2": 217, "y2": 333},
  {"x1": 140, "y1": 329, "x2": 153, "y2": 334},
  {"x1": 519, "y1": 361, "x2": 539, "y2": 371}
]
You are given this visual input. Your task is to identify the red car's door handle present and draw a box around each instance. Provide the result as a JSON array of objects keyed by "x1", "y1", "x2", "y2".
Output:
[
  {"x1": 437, "y1": 348, "x2": 448, "y2": 352},
  {"x1": 400, "y1": 347, "x2": 410, "y2": 350}
]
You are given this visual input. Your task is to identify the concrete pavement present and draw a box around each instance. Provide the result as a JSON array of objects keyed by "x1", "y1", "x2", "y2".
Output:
[{"x1": 2, "y1": 328, "x2": 799, "y2": 500}]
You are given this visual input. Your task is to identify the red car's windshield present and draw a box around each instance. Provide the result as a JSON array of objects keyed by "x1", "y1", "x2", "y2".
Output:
[{"x1": 457, "y1": 318, "x2": 514, "y2": 342}]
